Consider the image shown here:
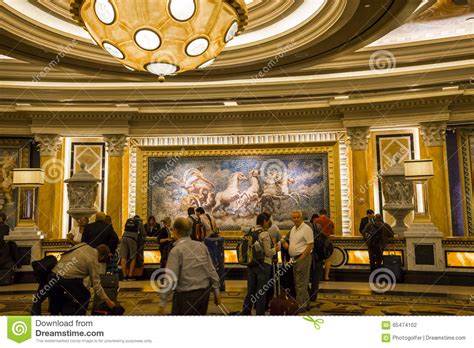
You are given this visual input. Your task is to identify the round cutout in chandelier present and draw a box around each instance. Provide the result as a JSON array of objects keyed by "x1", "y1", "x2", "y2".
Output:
[{"x1": 70, "y1": 0, "x2": 248, "y2": 78}]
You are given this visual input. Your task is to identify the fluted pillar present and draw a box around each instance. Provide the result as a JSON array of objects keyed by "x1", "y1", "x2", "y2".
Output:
[
  {"x1": 346, "y1": 127, "x2": 371, "y2": 235},
  {"x1": 35, "y1": 134, "x2": 62, "y2": 238},
  {"x1": 420, "y1": 122, "x2": 451, "y2": 236},
  {"x1": 104, "y1": 135, "x2": 128, "y2": 235}
]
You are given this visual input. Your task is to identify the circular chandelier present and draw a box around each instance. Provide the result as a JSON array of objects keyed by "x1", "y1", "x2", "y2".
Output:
[{"x1": 70, "y1": 0, "x2": 248, "y2": 79}]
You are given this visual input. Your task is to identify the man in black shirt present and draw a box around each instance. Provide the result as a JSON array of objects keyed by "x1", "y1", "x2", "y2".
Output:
[
  {"x1": 156, "y1": 217, "x2": 174, "y2": 268},
  {"x1": 359, "y1": 209, "x2": 375, "y2": 235},
  {"x1": 82, "y1": 212, "x2": 118, "y2": 273}
]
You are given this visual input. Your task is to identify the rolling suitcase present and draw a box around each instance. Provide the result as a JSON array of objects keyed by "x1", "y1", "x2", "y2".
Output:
[
  {"x1": 270, "y1": 263, "x2": 299, "y2": 315},
  {"x1": 92, "y1": 274, "x2": 122, "y2": 315},
  {"x1": 204, "y1": 237, "x2": 226, "y2": 291},
  {"x1": 382, "y1": 254, "x2": 403, "y2": 283}
]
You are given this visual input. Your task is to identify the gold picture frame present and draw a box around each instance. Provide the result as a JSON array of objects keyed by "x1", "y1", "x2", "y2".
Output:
[
  {"x1": 136, "y1": 142, "x2": 342, "y2": 235},
  {"x1": 459, "y1": 129, "x2": 474, "y2": 236}
]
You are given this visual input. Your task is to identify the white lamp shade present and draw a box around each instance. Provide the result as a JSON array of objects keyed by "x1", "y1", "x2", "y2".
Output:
[
  {"x1": 12, "y1": 168, "x2": 45, "y2": 187},
  {"x1": 404, "y1": 160, "x2": 434, "y2": 181}
]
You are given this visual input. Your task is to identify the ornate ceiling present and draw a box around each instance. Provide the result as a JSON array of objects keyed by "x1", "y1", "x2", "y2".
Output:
[
  {"x1": 0, "y1": 0, "x2": 472, "y2": 136},
  {"x1": 1, "y1": 0, "x2": 437, "y2": 78}
]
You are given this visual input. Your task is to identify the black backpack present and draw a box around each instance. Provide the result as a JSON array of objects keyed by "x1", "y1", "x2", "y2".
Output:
[
  {"x1": 237, "y1": 227, "x2": 265, "y2": 266},
  {"x1": 311, "y1": 223, "x2": 334, "y2": 261},
  {"x1": 124, "y1": 218, "x2": 140, "y2": 233},
  {"x1": 190, "y1": 216, "x2": 205, "y2": 241}
]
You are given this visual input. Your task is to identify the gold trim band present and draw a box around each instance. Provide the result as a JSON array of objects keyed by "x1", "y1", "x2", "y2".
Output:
[{"x1": 70, "y1": 0, "x2": 248, "y2": 32}]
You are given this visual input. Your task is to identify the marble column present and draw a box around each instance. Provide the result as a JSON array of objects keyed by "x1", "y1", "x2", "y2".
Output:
[
  {"x1": 420, "y1": 122, "x2": 451, "y2": 236},
  {"x1": 346, "y1": 127, "x2": 371, "y2": 235},
  {"x1": 35, "y1": 134, "x2": 62, "y2": 238},
  {"x1": 104, "y1": 135, "x2": 128, "y2": 235}
]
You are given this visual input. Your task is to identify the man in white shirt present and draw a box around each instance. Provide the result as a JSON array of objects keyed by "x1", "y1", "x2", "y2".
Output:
[{"x1": 282, "y1": 210, "x2": 314, "y2": 311}]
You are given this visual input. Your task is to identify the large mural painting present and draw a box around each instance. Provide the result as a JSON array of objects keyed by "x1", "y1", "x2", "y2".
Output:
[
  {"x1": 0, "y1": 139, "x2": 32, "y2": 226},
  {"x1": 148, "y1": 153, "x2": 329, "y2": 230}
]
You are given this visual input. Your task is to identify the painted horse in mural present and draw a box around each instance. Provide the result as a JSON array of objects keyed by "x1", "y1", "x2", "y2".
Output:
[
  {"x1": 260, "y1": 171, "x2": 308, "y2": 213},
  {"x1": 235, "y1": 169, "x2": 263, "y2": 216},
  {"x1": 212, "y1": 171, "x2": 247, "y2": 215}
]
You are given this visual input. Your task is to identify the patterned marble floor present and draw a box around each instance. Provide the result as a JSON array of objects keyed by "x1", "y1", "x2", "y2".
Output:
[{"x1": 1, "y1": 281, "x2": 473, "y2": 316}]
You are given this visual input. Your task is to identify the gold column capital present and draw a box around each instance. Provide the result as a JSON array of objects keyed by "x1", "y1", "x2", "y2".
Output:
[
  {"x1": 34, "y1": 134, "x2": 62, "y2": 157},
  {"x1": 104, "y1": 134, "x2": 128, "y2": 157},
  {"x1": 346, "y1": 127, "x2": 370, "y2": 151},
  {"x1": 420, "y1": 122, "x2": 447, "y2": 147}
]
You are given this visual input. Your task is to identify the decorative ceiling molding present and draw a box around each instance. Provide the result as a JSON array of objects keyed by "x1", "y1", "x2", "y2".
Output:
[
  {"x1": 414, "y1": 0, "x2": 473, "y2": 21},
  {"x1": 0, "y1": 0, "x2": 425, "y2": 78},
  {"x1": 0, "y1": 94, "x2": 472, "y2": 137}
]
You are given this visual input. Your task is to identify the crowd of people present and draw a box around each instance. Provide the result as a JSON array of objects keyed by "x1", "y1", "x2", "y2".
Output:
[{"x1": 22, "y1": 204, "x2": 394, "y2": 316}]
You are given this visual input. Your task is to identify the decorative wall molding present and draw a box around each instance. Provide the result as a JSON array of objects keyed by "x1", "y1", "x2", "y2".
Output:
[
  {"x1": 128, "y1": 131, "x2": 352, "y2": 235},
  {"x1": 346, "y1": 127, "x2": 371, "y2": 151},
  {"x1": 460, "y1": 130, "x2": 473, "y2": 236},
  {"x1": 420, "y1": 122, "x2": 447, "y2": 147},
  {"x1": 104, "y1": 134, "x2": 128, "y2": 157},
  {"x1": 34, "y1": 134, "x2": 62, "y2": 157}
]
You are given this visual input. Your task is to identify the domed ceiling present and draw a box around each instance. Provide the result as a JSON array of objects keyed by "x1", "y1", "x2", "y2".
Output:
[
  {"x1": 0, "y1": 0, "x2": 472, "y2": 120},
  {"x1": 1, "y1": 0, "x2": 437, "y2": 79}
]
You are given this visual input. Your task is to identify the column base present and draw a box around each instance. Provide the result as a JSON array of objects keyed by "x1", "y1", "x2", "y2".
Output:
[
  {"x1": 5, "y1": 226, "x2": 45, "y2": 271},
  {"x1": 404, "y1": 223, "x2": 445, "y2": 272}
]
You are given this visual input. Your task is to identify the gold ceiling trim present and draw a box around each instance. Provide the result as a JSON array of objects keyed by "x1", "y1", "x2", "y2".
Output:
[
  {"x1": 70, "y1": 0, "x2": 85, "y2": 26},
  {"x1": 70, "y1": 0, "x2": 249, "y2": 31}
]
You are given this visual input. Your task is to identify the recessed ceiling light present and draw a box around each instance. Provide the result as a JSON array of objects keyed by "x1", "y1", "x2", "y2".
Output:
[
  {"x1": 224, "y1": 101, "x2": 238, "y2": 106},
  {"x1": 442, "y1": 86, "x2": 459, "y2": 91}
]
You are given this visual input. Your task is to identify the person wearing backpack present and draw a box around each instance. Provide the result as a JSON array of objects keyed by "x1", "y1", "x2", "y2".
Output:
[
  {"x1": 314, "y1": 209, "x2": 335, "y2": 281},
  {"x1": 362, "y1": 214, "x2": 394, "y2": 272},
  {"x1": 196, "y1": 207, "x2": 218, "y2": 238},
  {"x1": 308, "y1": 221, "x2": 333, "y2": 302},
  {"x1": 188, "y1": 207, "x2": 205, "y2": 241},
  {"x1": 31, "y1": 244, "x2": 116, "y2": 315},
  {"x1": 120, "y1": 217, "x2": 142, "y2": 280},
  {"x1": 241, "y1": 213, "x2": 279, "y2": 315}
]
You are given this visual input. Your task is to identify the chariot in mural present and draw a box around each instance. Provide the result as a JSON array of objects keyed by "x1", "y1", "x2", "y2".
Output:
[{"x1": 148, "y1": 153, "x2": 329, "y2": 229}]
